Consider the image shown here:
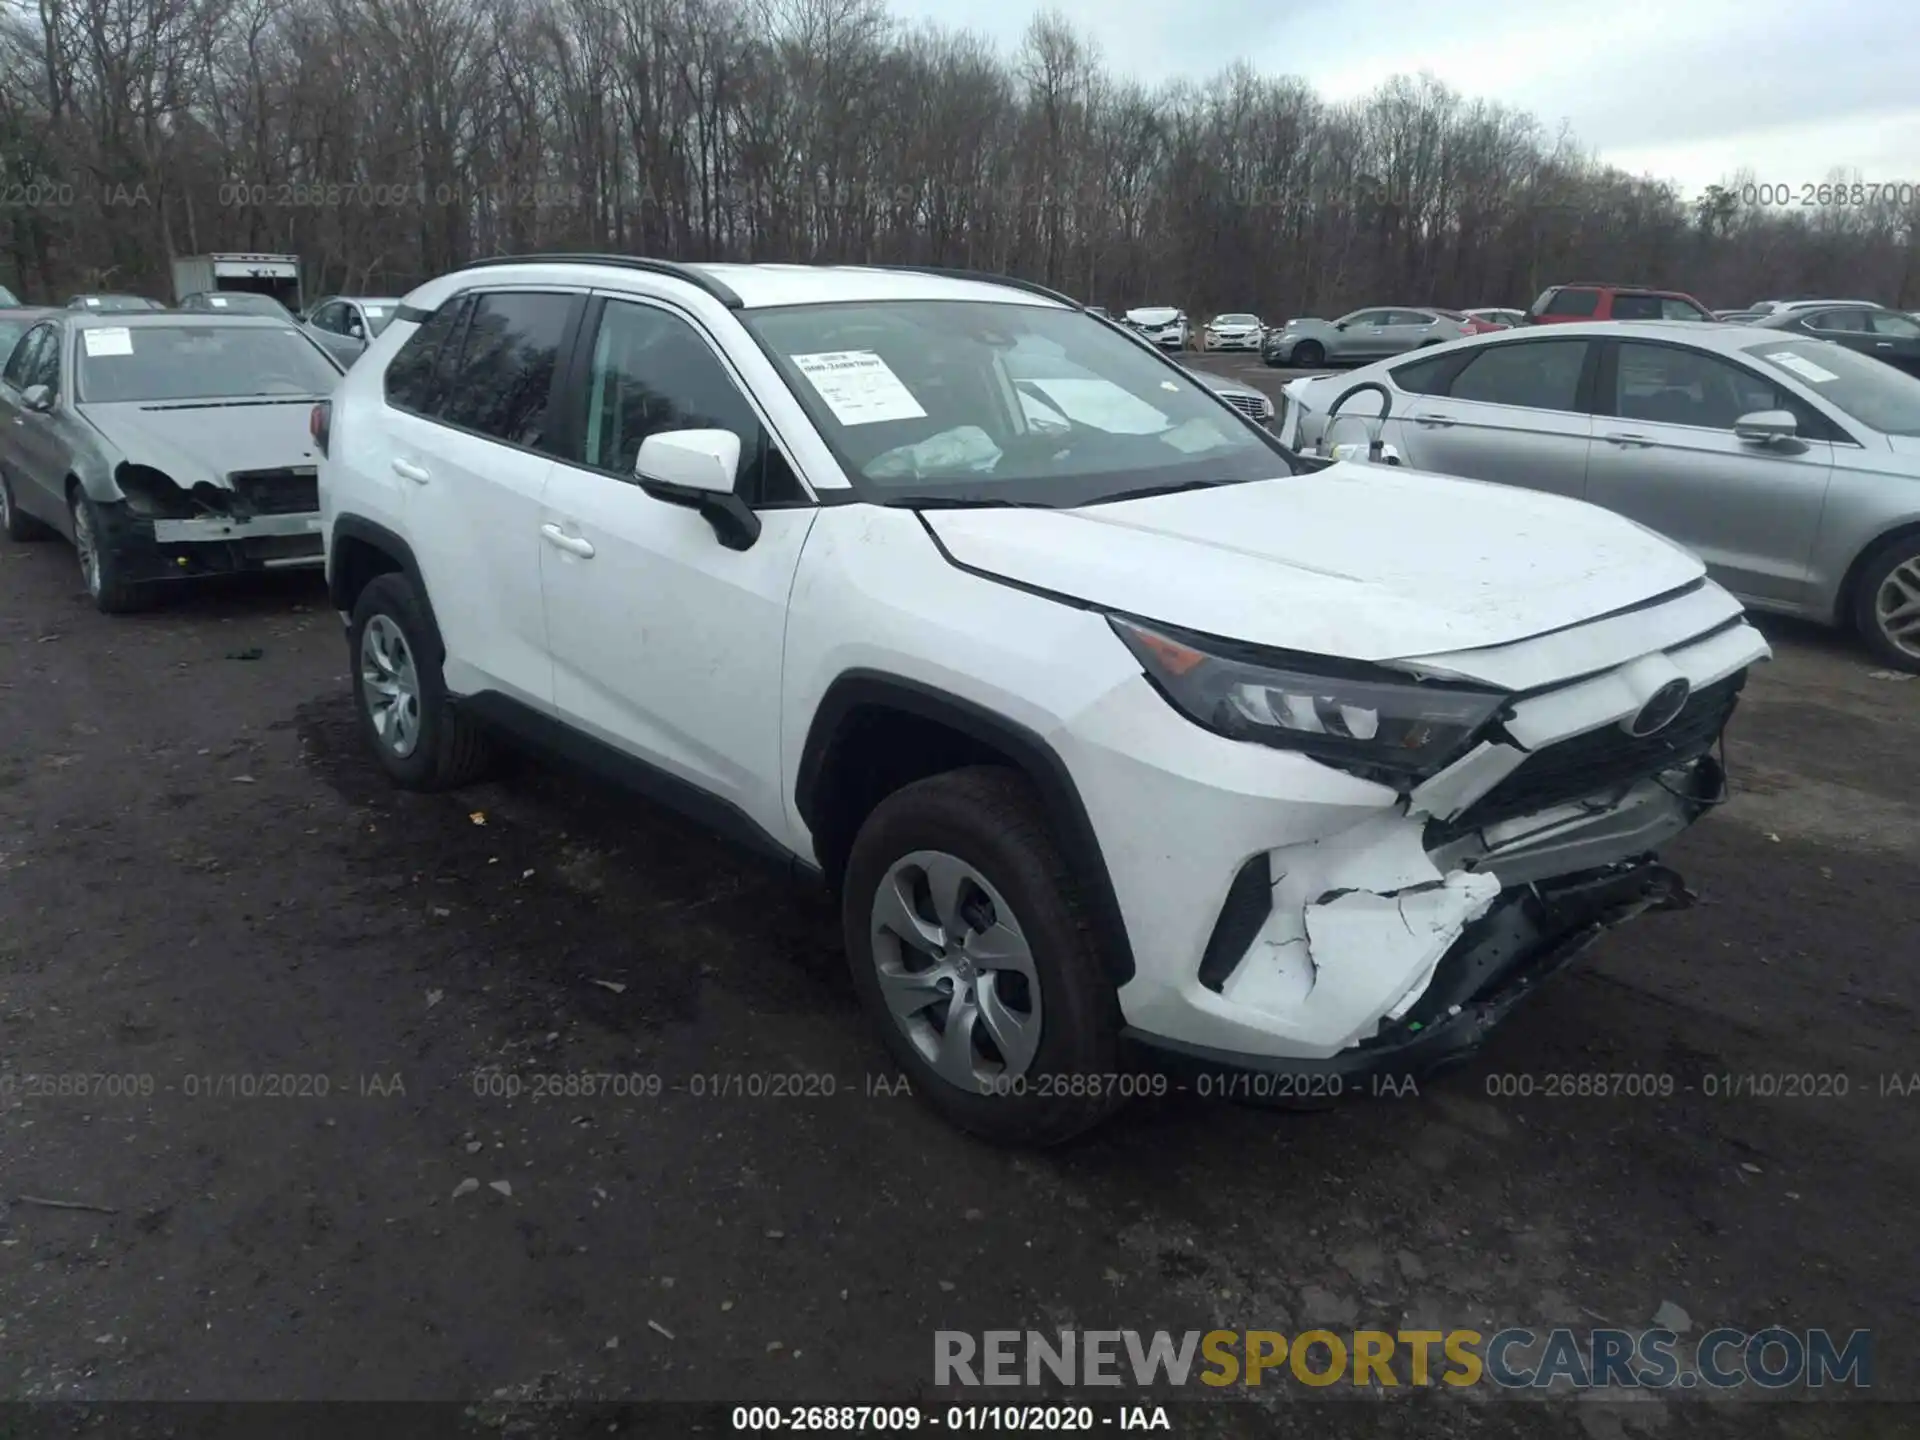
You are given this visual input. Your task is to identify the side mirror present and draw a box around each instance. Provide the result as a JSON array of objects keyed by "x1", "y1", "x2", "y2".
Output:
[
  {"x1": 346, "y1": 321, "x2": 365, "y2": 340},
  {"x1": 21, "y1": 384, "x2": 52, "y2": 412},
  {"x1": 636, "y1": 428, "x2": 759, "y2": 551},
  {"x1": 1334, "y1": 321, "x2": 1348, "y2": 331},
  {"x1": 1734, "y1": 409, "x2": 1797, "y2": 444}
]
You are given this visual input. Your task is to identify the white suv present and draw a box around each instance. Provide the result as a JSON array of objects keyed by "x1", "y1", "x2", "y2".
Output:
[{"x1": 315, "y1": 256, "x2": 1769, "y2": 1145}]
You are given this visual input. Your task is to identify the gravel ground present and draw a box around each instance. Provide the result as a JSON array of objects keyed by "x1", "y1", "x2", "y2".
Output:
[{"x1": 1, "y1": 468, "x2": 1915, "y2": 1438}]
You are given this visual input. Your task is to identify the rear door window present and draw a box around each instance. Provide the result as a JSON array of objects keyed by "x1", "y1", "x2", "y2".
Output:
[
  {"x1": 1445, "y1": 339, "x2": 1590, "y2": 410},
  {"x1": 438, "y1": 292, "x2": 578, "y2": 450},
  {"x1": 1608, "y1": 293, "x2": 1664, "y2": 321}
]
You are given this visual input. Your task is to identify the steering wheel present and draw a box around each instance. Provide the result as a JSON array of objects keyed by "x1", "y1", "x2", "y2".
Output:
[{"x1": 1322, "y1": 379, "x2": 1396, "y2": 463}]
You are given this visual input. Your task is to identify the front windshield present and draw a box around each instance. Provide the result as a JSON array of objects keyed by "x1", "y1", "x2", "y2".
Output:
[
  {"x1": 743, "y1": 300, "x2": 1289, "y2": 505},
  {"x1": 1215, "y1": 314, "x2": 1258, "y2": 325},
  {"x1": 1741, "y1": 338, "x2": 1920, "y2": 436},
  {"x1": 78, "y1": 323, "x2": 340, "y2": 403},
  {"x1": 0, "y1": 317, "x2": 31, "y2": 360}
]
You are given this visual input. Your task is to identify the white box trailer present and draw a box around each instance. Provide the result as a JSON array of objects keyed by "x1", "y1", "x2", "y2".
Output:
[{"x1": 170, "y1": 253, "x2": 303, "y2": 312}]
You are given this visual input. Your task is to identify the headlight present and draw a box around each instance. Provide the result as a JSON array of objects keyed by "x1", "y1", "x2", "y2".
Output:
[{"x1": 1108, "y1": 616, "x2": 1504, "y2": 786}]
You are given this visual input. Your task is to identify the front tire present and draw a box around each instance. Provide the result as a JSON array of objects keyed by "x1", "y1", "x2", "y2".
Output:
[
  {"x1": 348, "y1": 572, "x2": 495, "y2": 789},
  {"x1": 842, "y1": 766, "x2": 1126, "y2": 1147},
  {"x1": 1292, "y1": 340, "x2": 1326, "y2": 367},
  {"x1": 1853, "y1": 535, "x2": 1920, "y2": 673},
  {"x1": 70, "y1": 490, "x2": 155, "y2": 614}
]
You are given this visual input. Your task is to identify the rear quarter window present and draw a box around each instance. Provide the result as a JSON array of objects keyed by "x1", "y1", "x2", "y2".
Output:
[{"x1": 383, "y1": 300, "x2": 465, "y2": 416}]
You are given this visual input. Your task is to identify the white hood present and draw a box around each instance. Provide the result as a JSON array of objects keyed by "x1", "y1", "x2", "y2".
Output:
[
  {"x1": 923, "y1": 465, "x2": 1707, "y2": 661},
  {"x1": 1126, "y1": 308, "x2": 1181, "y2": 327}
]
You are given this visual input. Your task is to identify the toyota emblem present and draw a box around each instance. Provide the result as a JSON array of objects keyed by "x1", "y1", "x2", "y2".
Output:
[{"x1": 1624, "y1": 678, "x2": 1692, "y2": 737}]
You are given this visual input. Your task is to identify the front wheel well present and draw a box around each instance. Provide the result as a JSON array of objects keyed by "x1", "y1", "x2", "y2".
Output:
[
  {"x1": 795, "y1": 675, "x2": 1137, "y2": 986},
  {"x1": 1837, "y1": 522, "x2": 1920, "y2": 630},
  {"x1": 801, "y1": 704, "x2": 1009, "y2": 893}
]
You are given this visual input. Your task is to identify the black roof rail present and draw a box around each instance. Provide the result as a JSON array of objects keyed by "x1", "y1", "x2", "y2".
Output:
[
  {"x1": 863, "y1": 265, "x2": 1083, "y2": 309},
  {"x1": 460, "y1": 253, "x2": 744, "y2": 309}
]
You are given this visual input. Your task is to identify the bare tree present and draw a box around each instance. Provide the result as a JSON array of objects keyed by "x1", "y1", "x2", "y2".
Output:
[{"x1": 1, "y1": 0, "x2": 1914, "y2": 312}]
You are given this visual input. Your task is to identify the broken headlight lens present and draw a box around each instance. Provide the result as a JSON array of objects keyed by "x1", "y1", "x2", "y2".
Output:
[{"x1": 1109, "y1": 615, "x2": 1505, "y2": 786}]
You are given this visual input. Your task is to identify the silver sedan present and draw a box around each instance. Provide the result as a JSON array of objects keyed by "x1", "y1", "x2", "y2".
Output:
[
  {"x1": 1278, "y1": 320, "x2": 1920, "y2": 670},
  {"x1": 0, "y1": 311, "x2": 342, "y2": 612},
  {"x1": 1262, "y1": 307, "x2": 1473, "y2": 367}
]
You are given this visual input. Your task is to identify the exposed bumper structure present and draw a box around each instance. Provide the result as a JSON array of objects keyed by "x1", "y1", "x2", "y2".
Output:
[
  {"x1": 1125, "y1": 857, "x2": 1693, "y2": 1084},
  {"x1": 97, "y1": 502, "x2": 325, "y2": 581},
  {"x1": 1085, "y1": 588, "x2": 1769, "y2": 1079}
]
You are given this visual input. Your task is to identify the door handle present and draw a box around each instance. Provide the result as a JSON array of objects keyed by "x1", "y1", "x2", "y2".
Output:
[
  {"x1": 1875, "y1": 341, "x2": 1893, "y2": 348},
  {"x1": 541, "y1": 523, "x2": 595, "y2": 558},
  {"x1": 391, "y1": 457, "x2": 430, "y2": 484},
  {"x1": 1414, "y1": 413, "x2": 1456, "y2": 427},
  {"x1": 1603, "y1": 432, "x2": 1652, "y2": 447}
]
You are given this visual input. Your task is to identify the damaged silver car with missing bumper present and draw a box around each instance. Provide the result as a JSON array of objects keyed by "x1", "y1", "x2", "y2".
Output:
[{"x1": 0, "y1": 311, "x2": 342, "y2": 612}]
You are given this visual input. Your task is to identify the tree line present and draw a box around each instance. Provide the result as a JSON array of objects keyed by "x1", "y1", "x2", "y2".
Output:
[{"x1": 2, "y1": 0, "x2": 1916, "y2": 317}]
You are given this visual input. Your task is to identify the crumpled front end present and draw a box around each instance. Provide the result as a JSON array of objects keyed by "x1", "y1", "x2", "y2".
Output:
[
  {"x1": 103, "y1": 462, "x2": 324, "y2": 580},
  {"x1": 1086, "y1": 583, "x2": 1770, "y2": 1079}
]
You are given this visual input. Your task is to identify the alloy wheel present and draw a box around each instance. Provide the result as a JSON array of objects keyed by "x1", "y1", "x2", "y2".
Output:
[
  {"x1": 868, "y1": 849, "x2": 1042, "y2": 1091},
  {"x1": 360, "y1": 614, "x2": 423, "y2": 757},
  {"x1": 72, "y1": 499, "x2": 100, "y2": 596},
  {"x1": 1874, "y1": 556, "x2": 1920, "y2": 661}
]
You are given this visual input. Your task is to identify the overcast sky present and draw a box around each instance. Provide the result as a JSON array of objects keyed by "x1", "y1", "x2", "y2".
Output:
[{"x1": 884, "y1": 0, "x2": 1917, "y2": 199}]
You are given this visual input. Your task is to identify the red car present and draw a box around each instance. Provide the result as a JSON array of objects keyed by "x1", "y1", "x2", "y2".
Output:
[
  {"x1": 1524, "y1": 283, "x2": 1715, "y2": 324},
  {"x1": 1433, "y1": 308, "x2": 1506, "y2": 335}
]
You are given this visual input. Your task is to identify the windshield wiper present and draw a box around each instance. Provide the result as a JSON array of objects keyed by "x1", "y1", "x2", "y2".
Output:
[
  {"x1": 1090, "y1": 479, "x2": 1234, "y2": 504},
  {"x1": 889, "y1": 496, "x2": 1060, "y2": 511}
]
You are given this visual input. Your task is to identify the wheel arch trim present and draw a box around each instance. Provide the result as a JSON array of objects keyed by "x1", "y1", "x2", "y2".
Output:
[
  {"x1": 329, "y1": 515, "x2": 446, "y2": 663},
  {"x1": 795, "y1": 669, "x2": 1137, "y2": 986}
]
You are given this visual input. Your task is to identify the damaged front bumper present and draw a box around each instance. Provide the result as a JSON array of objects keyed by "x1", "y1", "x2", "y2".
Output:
[
  {"x1": 1124, "y1": 855, "x2": 1693, "y2": 1085},
  {"x1": 95, "y1": 503, "x2": 324, "y2": 582}
]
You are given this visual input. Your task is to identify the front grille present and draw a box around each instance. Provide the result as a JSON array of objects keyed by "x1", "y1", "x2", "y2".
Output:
[
  {"x1": 230, "y1": 467, "x2": 319, "y2": 516},
  {"x1": 1449, "y1": 671, "x2": 1745, "y2": 834},
  {"x1": 1219, "y1": 392, "x2": 1269, "y2": 422}
]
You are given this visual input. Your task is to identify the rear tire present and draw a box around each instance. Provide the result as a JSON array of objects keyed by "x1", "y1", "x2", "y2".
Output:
[
  {"x1": 348, "y1": 572, "x2": 495, "y2": 789},
  {"x1": 1852, "y1": 535, "x2": 1920, "y2": 673},
  {"x1": 842, "y1": 766, "x2": 1126, "y2": 1147},
  {"x1": 1292, "y1": 340, "x2": 1325, "y2": 366},
  {"x1": 0, "y1": 470, "x2": 52, "y2": 542}
]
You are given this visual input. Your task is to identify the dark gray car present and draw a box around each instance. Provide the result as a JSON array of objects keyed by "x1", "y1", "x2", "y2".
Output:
[
  {"x1": 303, "y1": 295, "x2": 404, "y2": 367},
  {"x1": 0, "y1": 311, "x2": 343, "y2": 612},
  {"x1": 1263, "y1": 306, "x2": 1472, "y2": 367}
]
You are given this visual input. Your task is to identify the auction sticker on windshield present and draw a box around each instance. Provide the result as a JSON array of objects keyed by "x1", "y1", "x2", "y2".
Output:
[
  {"x1": 210, "y1": 296, "x2": 230, "y2": 307},
  {"x1": 1766, "y1": 351, "x2": 1840, "y2": 384},
  {"x1": 791, "y1": 351, "x2": 928, "y2": 425},
  {"x1": 82, "y1": 327, "x2": 134, "y2": 357}
]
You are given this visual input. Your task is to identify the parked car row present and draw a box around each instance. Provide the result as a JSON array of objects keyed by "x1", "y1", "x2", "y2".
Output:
[
  {"x1": 1277, "y1": 319, "x2": 1920, "y2": 672},
  {"x1": 3, "y1": 256, "x2": 1771, "y2": 1147},
  {"x1": 4, "y1": 285, "x2": 404, "y2": 372}
]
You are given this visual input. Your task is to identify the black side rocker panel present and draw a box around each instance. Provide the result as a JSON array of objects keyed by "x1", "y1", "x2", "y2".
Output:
[
  {"x1": 458, "y1": 692, "x2": 823, "y2": 886},
  {"x1": 796, "y1": 670, "x2": 1137, "y2": 986}
]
